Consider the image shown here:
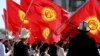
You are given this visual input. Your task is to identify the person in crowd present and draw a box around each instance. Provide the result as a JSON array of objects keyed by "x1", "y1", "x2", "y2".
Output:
[
  {"x1": 0, "y1": 31, "x2": 13, "y2": 56},
  {"x1": 67, "y1": 21, "x2": 99, "y2": 56},
  {"x1": 41, "y1": 43, "x2": 50, "y2": 56},
  {"x1": 13, "y1": 28, "x2": 30, "y2": 56},
  {"x1": 3, "y1": 40, "x2": 12, "y2": 53},
  {"x1": 28, "y1": 44, "x2": 34, "y2": 56},
  {"x1": 63, "y1": 41, "x2": 69, "y2": 56},
  {"x1": 57, "y1": 41, "x2": 65, "y2": 56},
  {"x1": 30, "y1": 43, "x2": 39, "y2": 56},
  {"x1": 0, "y1": 32, "x2": 6, "y2": 56},
  {"x1": 48, "y1": 42, "x2": 57, "y2": 56},
  {"x1": 39, "y1": 42, "x2": 45, "y2": 55}
]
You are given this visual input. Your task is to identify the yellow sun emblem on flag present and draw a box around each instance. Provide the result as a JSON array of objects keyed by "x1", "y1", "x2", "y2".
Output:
[
  {"x1": 42, "y1": 7, "x2": 56, "y2": 22},
  {"x1": 42, "y1": 27, "x2": 50, "y2": 39},
  {"x1": 18, "y1": 10, "x2": 29, "y2": 24},
  {"x1": 85, "y1": 16, "x2": 100, "y2": 34}
]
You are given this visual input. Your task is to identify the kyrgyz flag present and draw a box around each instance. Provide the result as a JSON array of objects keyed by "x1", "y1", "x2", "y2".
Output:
[
  {"x1": 26, "y1": 0, "x2": 67, "y2": 30},
  {"x1": 70, "y1": 0, "x2": 100, "y2": 43},
  {"x1": 6, "y1": 0, "x2": 37, "y2": 44},
  {"x1": 24, "y1": 0, "x2": 69, "y2": 43},
  {"x1": 2, "y1": 9, "x2": 14, "y2": 32},
  {"x1": 6, "y1": 0, "x2": 29, "y2": 35}
]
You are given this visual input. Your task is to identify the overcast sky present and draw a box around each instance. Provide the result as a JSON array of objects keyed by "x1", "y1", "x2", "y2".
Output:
[{"x1": 0, "y1": 0, "x2": 20, "y2": 29}]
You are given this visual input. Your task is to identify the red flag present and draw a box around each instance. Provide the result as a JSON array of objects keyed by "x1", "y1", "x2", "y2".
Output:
[
  {"x1": 6, "y1": 0, "x2": 30, "y2": 35},
  {"x1": 70, "y1": 0, "x2": 100, "y2": 43},
  {"x1": 2, "y1": 9, "x2": 8, "y2": 29},
  {"x1": 6, "y1": 0, "x2": 37, "y2": 44},
  {"x1": 55, "y1": 8, "x2": 70, "y2": 35},
  {"x1": 24, "y1": 0, "x2": 69, "y2": 43},
  {"x1": 2, "y1": 9, "x2": 13, "y2": 32}
]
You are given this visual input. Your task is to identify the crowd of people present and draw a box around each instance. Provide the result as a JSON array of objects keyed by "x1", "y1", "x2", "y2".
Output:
[
  {"x1": 0, "y1": 21, "x2": 100, "y2": 56},
  {"x1": 0, "y1": 36, "x2": 69, "y2": 56}
]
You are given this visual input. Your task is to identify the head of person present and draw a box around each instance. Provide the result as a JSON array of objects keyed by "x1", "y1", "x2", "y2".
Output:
[
  {"x1": 19, "y1": 28, "x2": 30, "y2": 42},
  {"x1": 42, "y1": 43, "x2": 49, "y2": 52},
  {"x1": 32, "y1": 43, "x2": 37, "y2": 50},
  {"x1": 58, "y1": 41, "x2": 63, "y2": 47},
  {"x1": 77, "y1": 21, "x2": 90, "y2": 33}
]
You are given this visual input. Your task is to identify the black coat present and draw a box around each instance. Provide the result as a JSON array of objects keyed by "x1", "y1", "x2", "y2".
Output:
[
  {"x1": 48, "y1": 43, "x2": 57, "y2": 56},
  {"x1": 14, "y1": 41, "x2": 29, "y2": 56},
  {"x1": 67, "y1": 32, "x2": 99, "y2": 56}
]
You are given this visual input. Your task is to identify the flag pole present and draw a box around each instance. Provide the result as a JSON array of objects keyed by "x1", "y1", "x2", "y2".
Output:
[
  {"x1": 47, "y1": 0, "x2": 89, "y2": 43},
  {"x1": 17, "y1": 0, "x2": 34, "y2": 38},
  {"x1": 53, "y1": 0, "x2": 89, "y2": 35}
]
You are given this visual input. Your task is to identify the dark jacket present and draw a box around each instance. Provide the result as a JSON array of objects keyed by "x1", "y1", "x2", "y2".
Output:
[
  {"x1": 67, "y1": 32, "x2": 99, "y2": 56},
  {"x1": 14, "y1": 41, "x2": 29, "y2": 56},
  {"x1": 48, "y1": 43, "x2": 57, "y2": 56}
]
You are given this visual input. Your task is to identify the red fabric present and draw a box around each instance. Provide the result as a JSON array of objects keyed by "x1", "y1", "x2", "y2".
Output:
[
  {"x1": 20, "y1": 0, "x2": 52, "y2": 12},
  {"x1": 56, "y1": 8, "x2": 70, "y2": 35},
  {"x1": 20, "y1": 0, "x2": 31, "y2": 11},
  {"x1": 6, "y1": 0, "x2": 36, "y2": 44},
  {"x1": 70, "y1": 0, "x2": 100, "y2": 43},
  {"x1": 7, "y1": 0, "x2": 31, "y2": 34},
  {"x1": 47, "y1": 34, "x2": 60, "y2": 44},
  {"x1": 24, "y1": 0, "x2": 69, "y2": 43},
  {"x1": 7, "y1": 0, "x2": 23, "y2": 35},
  {"x1": 3, "y1": 9, "x2": 13, "y2": 32}
]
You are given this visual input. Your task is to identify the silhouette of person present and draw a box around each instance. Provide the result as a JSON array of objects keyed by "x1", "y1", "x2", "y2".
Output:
[
  {"x1": 48, "y1": 42, "x2": 57, "y2": 56},
  {"x1": 14, "y1": 28, "x2": 30, "y2": 56},
  {"x1": 57, "y1": 41, "x2": 65, "y2": 56},
  {"x1": 67, "y1": 21, "x2": 99, "y2": 56},
  {"x1": 41, "y1": 43, "x2": 50, "y2": 56}
]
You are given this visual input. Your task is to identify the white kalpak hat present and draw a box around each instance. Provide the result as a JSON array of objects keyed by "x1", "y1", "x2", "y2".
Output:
[
  {"x1": 19, "y1": 28, "x2": 30, "y2": 39},
  {"x1": 78, "y1": 21, "x2": 90, "y2": 32}
]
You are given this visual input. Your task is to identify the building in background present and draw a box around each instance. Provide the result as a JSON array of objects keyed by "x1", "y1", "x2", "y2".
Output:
[{"x1": 53, "y1": 0, "x2": 100, "y2": 14}]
